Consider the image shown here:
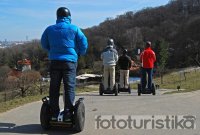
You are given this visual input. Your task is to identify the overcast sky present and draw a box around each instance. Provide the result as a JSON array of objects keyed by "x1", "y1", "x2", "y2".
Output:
[{"x1": 0, "y1": 0, "x2": 170, "y2": 41}]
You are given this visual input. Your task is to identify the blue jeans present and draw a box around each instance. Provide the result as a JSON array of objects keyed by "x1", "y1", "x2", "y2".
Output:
[
  {"x1": 141, "y1": 68, "x2": 153, "y2": 89},
  {"x1": 49, "y1": 60, "x2": 77, "y2": 116}
]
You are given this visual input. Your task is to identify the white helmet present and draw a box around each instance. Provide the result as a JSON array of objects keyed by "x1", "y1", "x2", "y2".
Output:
[{"x1": 107, "y1": 38, "x2": 114, "y2": 47}]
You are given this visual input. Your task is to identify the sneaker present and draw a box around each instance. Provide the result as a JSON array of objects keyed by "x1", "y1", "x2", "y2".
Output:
[
  {"x1": 146, "y1": 88, "x2": 151, "y2": 91},
  {"x1": 51, "y1": 116, "x2": 57, "y2": 121},
  {"x1": 50, "y1": 112, "x2": 59, "y2": 121},
  {"x1": 107, "y1": 88, "x2": 111, "y2": 91},
  {"x1": 63, "y1": 111, "x2": 72, "y2": 122}
]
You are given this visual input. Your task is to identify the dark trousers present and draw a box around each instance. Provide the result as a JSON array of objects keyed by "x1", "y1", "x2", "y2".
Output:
[
  {"x1": 141, "y1": 68, "x2": 153, "y2": 89},
  {"x1": 49, "y1": 60, "x2": 77, "y2": 116}
]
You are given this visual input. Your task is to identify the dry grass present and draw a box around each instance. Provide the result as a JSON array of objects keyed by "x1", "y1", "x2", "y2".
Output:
[
  {"x1": 131, "y1": 67, "x2": 200, "y2": 94},
  {"x1": 154, "y1": 68, "x2": 200, "y2": 93},
  {"x1": 0, "y1": 86, "x2": 98, "y2": 113}
]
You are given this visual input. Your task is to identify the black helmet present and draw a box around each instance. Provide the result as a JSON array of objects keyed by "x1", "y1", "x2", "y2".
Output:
[
  {"x1": 107, "y1": 38, "x2": 114, "y2": 46},
  {"x1": 57, "y1": 7, "x2": 71, "y2": 18},
  {"x1": 123, "y1": 49, "x2": 128, "y2": 55}
]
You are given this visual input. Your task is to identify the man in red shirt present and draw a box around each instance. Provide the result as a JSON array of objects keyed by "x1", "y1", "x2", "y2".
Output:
[{"x1": 140, "y1": 41, "x2": 156, "y2": 90}]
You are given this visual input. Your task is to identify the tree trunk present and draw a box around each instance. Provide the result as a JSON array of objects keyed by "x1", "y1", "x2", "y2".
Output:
[
  {"x1": 21, "y1": 87, "x2": 25, "y2": 97},
  {"x1": 160, "y1": 72, "x2": 164, "y2": 84}
]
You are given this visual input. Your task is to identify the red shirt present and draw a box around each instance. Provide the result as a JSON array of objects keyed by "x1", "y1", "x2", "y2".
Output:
[{"x1": 140, "y1": 47, "x2": 156, "y2": 68}]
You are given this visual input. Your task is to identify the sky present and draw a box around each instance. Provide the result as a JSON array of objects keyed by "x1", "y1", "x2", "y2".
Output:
[{"x1": 0, "y1": 0, "x2": 170, "y2": 41}]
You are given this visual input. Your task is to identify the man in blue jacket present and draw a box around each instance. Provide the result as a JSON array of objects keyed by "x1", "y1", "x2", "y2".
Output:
[{"x1": 41, "y1": 7, "x2": 88, "y2": 121}]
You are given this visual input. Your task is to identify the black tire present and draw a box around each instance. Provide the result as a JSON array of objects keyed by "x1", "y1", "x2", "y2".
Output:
[
  {"x1": 128, "y1": 84, "x2": 131, "y2": 94},
  {"x1": 40, "y1": 103, "x2": 51, "y2": 130},
  {"x1": 114, "y1": 84, "x2": 118, "y2": 96},
  {"x1": 138, "y1": 84, "x2": 141, "y2": 96},
  {"x1": 99, "y1": 83, "x2": 103, "y2": 96},
  {"x1": 74, "y1": 102, "x2": 85, "y2": 132},
  {"x1": 118, "y1": 84, "x2": 120, "y2": 93},
  {"x1": 152, "y1": 83, "x2": 156, "y2": 95}
]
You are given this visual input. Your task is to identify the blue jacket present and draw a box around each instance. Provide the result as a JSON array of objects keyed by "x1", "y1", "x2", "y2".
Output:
[{"x1": 41, "y1": 17, "x2": 88, "y2": 62}]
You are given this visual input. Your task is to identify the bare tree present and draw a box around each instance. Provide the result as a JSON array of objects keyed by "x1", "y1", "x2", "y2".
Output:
[{"x1": 17, "y1": 70, "x2": 41, "y2": 97}]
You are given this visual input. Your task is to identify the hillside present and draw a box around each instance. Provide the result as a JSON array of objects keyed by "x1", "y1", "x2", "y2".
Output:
[{"x1": 84, "y1": 0, "x2": 200, "y2": 69}]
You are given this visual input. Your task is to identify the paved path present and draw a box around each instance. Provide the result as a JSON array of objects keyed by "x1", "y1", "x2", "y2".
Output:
[{"x1": 0, "y1": 89, "x2": 200, "y2": 135}]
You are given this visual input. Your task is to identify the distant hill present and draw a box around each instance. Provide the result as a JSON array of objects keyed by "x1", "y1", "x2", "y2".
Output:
[{"x1": 84, "y1": 0, "x2": 200, "y2": 68}]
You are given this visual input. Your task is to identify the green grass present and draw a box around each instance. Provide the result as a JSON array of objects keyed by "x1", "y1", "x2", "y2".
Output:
[
  {"x1": 76, "y1": 86, "x2": 98, "y2": 93},
  {"x1": 130, "y1": 83, "x2": 138, "y2": 89},
  {"x1": 154, "y1": 68, "x2": 200, "y2": 94},
  {"x1": 131, "y1": 68, "x2": 200, "y2": 94},
  {"x1": 163, "y1": 89, "x2": 198, "y2": 94},
  {"x1": 0, "y1": 86, "x2": 98, "y2": 113},
  {"x1": 0, "y1": 93, "x2": 48, "y2": 113}
]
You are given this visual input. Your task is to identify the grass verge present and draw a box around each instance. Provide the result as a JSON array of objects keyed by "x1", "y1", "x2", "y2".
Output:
[
  {"x1": 131, "y1": 67, "x2": 200, "y2": 94},
  {"x1": 154, "y1": 68, "x2": 200, "y2": 94},
  {"x1": 0, "y1": 94, "x2": 47, "y2": 113},
  {"x1": 0, "y1": 86, "x2": 98, "y2": 114}
]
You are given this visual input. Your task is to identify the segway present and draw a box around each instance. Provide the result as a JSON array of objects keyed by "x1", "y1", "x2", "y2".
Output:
[
  {"x1": 137, "y1": 83, "x2": 156, "y2": 96},
  {"x1": 137, "y1": 68, "x2": 156, "y2": 96},
  {"x1": 40, "y1": 96, "x2": 85, "y2": 132},
  {"x1": 118, "y1": 75, "x2": 131, "y2": 94},
  {"x1": 99, "y1": 75, "x2": 118, "y2": 96},
  {"x1": 118, "y1": 84, "x2": 131, "y2": 94}
]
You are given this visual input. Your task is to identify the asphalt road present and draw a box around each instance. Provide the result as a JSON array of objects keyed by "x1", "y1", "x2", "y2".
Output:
[{"x1": 0, "y1": 89, "x2": 200, "y2": 135}]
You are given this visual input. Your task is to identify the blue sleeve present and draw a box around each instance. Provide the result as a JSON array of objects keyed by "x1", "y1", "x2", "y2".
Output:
[
  {"x1": 76, "y1": 28, "x2": 88, "y2": 55},
  {"x1": 41, "y1": 28, "x2": 50, "y2": 52}
]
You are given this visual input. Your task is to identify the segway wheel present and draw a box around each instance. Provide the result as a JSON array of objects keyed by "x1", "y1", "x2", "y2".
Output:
[
  {"x1": 114, "y1": 84, "x2": 118, "y2": 96},
  {"x1": 74, "y1": 101, "x2": 85, "y2": 132},
  {"x1": 137, "y1": 84, "x2": 141, "y2": 96},
  {"x1": 128, "y1": 84, "x2": 131, "y2": 94},
  {"x1": 118, "y1": 83, "x2": 120, "y2": 93},
  {"x1": 40, "y1": 103, "x2": 51, "y2": 130},
  {"x1": 152, "y1": 83, "x2": 156, "y2": 95},
  {"x1": 99, "y1": 83, "x2": 104, "y2": 96}
]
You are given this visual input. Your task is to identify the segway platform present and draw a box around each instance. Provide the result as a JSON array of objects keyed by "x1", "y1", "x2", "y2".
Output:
[
  {"x1": 118, "y1": 84, "x2": 131, "y2": 94},
  {"x1": 137, "y1": 83, "x2": 156, "y2": 96},
  {"x1": 99, "y1": 83, "x2": 118, "y2": 96},
  {"x1": 40, "y1": 96, "x2": 85, "y2": 132}
]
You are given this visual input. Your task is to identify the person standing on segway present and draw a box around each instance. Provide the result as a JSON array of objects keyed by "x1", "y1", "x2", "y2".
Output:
[
  {"x1": 101, "y1": 38, "x2": 118, "y2": 90},
  {"x1": 140, "y1": 41, "x2": 156, "y2": 90},
  {"x1": 41, "y1": 7, "x2": 88, "y2": 122},
  {"x1": 118, "y1": 49, "x2": 132, "y2": 89}
]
